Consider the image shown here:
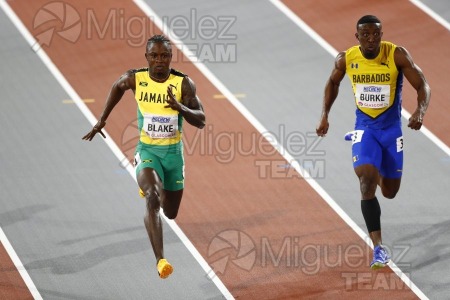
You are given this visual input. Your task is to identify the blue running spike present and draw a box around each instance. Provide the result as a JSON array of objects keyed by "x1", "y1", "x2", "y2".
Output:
[{"x1": 370, "y1": 245, "x2": 390, "y2": 270}]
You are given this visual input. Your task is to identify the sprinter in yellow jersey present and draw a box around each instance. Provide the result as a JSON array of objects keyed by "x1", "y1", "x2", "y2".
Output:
[
  {"x1": 83, "y1": 35, "x2": 205, "y2": 278},
  {"x1": 316, "y1": 16, "x2": 430, "y2": 270}
]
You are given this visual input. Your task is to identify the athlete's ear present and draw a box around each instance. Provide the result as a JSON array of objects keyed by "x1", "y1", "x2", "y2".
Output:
[{"x1": 355, "y1": 32, "x2": 359, "y2": 41}]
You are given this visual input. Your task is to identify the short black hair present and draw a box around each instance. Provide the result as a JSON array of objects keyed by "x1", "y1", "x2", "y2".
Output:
[
  {"x1": 356, "y1": 15, "x2": 381, "y2": 29},
  {"x1": 146, "y1": 35, "x2": 171, "y2": 51}
]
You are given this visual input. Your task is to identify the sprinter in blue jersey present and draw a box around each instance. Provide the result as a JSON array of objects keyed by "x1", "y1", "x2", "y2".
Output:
[{"x1": 316, "y1": 15, "x2": 431, "y2": 269}]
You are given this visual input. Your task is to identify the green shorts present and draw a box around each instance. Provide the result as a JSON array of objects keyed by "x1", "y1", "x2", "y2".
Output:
[{"x1": 134, "y1": 141, "x2": 184, "y2": 191}]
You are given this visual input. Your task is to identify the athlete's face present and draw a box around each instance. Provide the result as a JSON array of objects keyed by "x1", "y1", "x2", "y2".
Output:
[
  {"x1": 145, "y1": 42, "x2": 172, "y2": 78},
  {"x1": 355, "y1": 23, "x2": 383, "y2": 59}
]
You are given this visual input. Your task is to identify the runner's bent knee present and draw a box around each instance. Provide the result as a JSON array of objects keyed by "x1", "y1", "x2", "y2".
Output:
[
  {"x1": 161, "y1": 190, "x2": 183, "y2": 219},
  {"x1": 359, "y1": 177, "x2": 378, "y2": 199},
  {"x1": 379, "y1": 176, "x2": 401, "y2": 199},
  {"x1": 144, "y1": 188, "x2": 161, "y2": 210},
  {"x1": 164, "y1": 209, "x2": 178, "y2": 220},
  {"x1": 380, "y1": 183, "x2": 399, "y2": 199}
]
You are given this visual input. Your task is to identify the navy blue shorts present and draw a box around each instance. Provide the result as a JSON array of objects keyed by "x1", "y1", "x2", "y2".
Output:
[{"x1": 350, "y1": 125, "x2": 403, "y2": 179}]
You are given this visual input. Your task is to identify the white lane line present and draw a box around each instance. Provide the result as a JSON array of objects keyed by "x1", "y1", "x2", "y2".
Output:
[
  {"x1": 269, "y1": 0, "x2": 434, "y2": 299},
  {"x1": 268, "y1": 0, "x2": 449, "y2": 157},
  {"x1": 0, "y1": 227, "x2": 43, "y2": 300},
  {"x1": 407, "y1": 0, "x2": 450, "y2": 156},
  {"x1": 0, "y1": 3, "x2": 43, "y2": 299},
  {"x1": 410, "y1": 0, "x2": 450, "y2": 31},
  {"x1": 1, "y1": 0, "x2": 233, "y2": 299}
]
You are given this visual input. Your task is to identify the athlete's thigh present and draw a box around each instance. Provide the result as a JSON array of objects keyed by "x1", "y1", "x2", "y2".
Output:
[
  {"x1": 380, "y1": 126, "x2": 403, "y2": 179},
  {"x1": 135, "y1": 145, "x2": 164, "y2": 190},
  {"x1": 161, "y1": 150, "x2": 185, "y2": 192},
  {"x1": 159, "y1": 150, "x2": 184, "y2": 217},
  {"x1": 351, "y1": 127, "x2": 382, "y2": 171},
  {"x1": 379, "y1": 176, "x2": 401, "y2": 199}
]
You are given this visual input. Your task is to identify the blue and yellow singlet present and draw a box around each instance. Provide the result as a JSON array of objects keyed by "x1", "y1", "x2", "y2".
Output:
[{"x1": 346, "y1": 41, "x2": 404, "y2": 129}]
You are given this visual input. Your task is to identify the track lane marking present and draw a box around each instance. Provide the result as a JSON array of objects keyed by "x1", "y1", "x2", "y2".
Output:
[
  {"x1": 409, "y1": 0, "x2": 450, "y2": 31},
  {"x1": 0, "y1": 2, "x2": 46, "y2": 299},
  {"x1": 0, "y1": 228, "x2": 42, "y2": 300},
  {"x1": 213, "y1": 93, "x2": 246, "y2": 99},
  {"x1": 62, "y1": 99, "x2": 95, "y2": 104}
]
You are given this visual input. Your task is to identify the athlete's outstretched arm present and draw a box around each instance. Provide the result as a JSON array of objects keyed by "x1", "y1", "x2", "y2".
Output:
[
  {"x1": 165, "y1": 76, "x2": 205, "y2": 129},
  {"x1": 82, "y1": 70, "x2": 136, "y2": 141},
  {"x1": 395, "y1": 47, "x2": 431, "y2": 130},
  {"x1": 316, "y1": 52, "x2": 346, "y2": 137}
]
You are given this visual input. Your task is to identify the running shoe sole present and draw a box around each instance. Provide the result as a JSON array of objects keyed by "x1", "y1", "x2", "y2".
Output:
[{"x1": 370, "y1": 261, "x2": 388, "y2": 270}]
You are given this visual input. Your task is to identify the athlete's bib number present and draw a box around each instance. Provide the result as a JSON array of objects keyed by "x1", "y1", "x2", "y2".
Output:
[
  {"x1": 396, "y1": 136, "x2": 404, "y2": 152},
  {"x1": 351, "y1": 130, "x2": 364, "y2": 145},
  {"x1": 143, "y1": 114, "x2": 178, "y2": 138},
  {"x1": 355, "y1": 84, "x2": 390, "y2": 109}
]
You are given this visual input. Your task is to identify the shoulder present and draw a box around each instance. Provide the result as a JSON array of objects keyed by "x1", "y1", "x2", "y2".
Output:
[
  {"x1": 382, "y1": 41, "x2": 397, "y2": 48},
  {"x1": 124, "y1": 69, "x2": 138, "y2": 81},
  {"x1": 169, "y1": 69, "x2": 193, "y2": 93},
  {"x1": 335, "y1": 51, "x2": 347, "y2": 70},
  {"x1": 115, "y1": 69, "x2": 138, "y2": 90},
  {"x1": 394, "y1": 46, "x2": 409, "y2": 56},
  {"x1": 169, "y1": 69, "x2": 194, "y2": 88},
  {"x1": 336, "y1": 51, "x2": 347, "y2": 60},
  {"x1": 132, "y1": 67, "x2": 147, "y2": 76},
  {"x1": 170, "y1": 68, "x2": 187, "y2": 78},
  {"x1": 127, "y1": 68, "x2": 148, "y2": 85},
  {"x1": 379, "y1": 40, "x2": 406, "y2": 57},
  {"x1": 393, "y1": 46, "x2": 414, "y2": 69}
]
